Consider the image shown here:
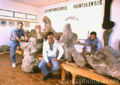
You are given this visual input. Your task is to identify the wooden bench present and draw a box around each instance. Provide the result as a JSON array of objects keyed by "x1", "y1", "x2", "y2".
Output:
[
  {"x1": 16, "y1": 50, "x2": 23, "y2": 55},
  {"x1": 0, "y1": 50, "x2": 22, "y2": 55},
  {"x1": 60, "y1": 63, "x2": 120, "y2": 85},
  {"x1": 0, "y1": 51, "x2": 9, "y2": 55},
  {"x1": 15, "y1": 50, "x2": 120, "y2": 85}
]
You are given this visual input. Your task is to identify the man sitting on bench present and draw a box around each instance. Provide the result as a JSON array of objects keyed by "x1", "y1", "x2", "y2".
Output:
[{"x1": 39, "y1": 32, "x2": 64, "y2": 80}]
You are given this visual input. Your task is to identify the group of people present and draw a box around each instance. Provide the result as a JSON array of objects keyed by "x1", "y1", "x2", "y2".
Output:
[{"x1": 10, "y1": 22, "x2": 103, "y2": 80}]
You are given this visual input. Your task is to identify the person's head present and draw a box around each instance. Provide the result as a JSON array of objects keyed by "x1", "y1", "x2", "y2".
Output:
[
  {"x1": 17, "y1": 22, "x2": 23, "y2": 30},
  {"x1": 90, "y1": 31, "x2": 97, "y2": 40},
  {"x1": 46, "y1": 32, "x2": 54, "y2": 43}
]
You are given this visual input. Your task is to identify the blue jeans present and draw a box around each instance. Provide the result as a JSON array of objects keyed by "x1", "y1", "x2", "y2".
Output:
[
  {"x1": 10, "y1": 41, "x2": 20, "y2": 63},
  {"x1": 39, "y1": 57, "x2": 59, "y2": 76}
]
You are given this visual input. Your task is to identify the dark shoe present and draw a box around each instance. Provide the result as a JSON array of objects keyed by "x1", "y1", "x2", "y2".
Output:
[
  {"x1": 43, "y1": 75, "x2": 49, "y2": 80},
  {"x1": 43, "y1": 73, "x2": 53, "y2": 80},
  {"x1": 49, "y1": 73, "x2": 54, "y2": 79}
]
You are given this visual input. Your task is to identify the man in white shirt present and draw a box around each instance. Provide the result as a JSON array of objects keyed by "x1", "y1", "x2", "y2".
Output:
[{"x1": 39, "y1": 32, "x2": 64, "y2": 80}]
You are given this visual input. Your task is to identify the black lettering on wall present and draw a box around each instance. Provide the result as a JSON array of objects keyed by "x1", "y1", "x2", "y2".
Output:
[
  {"x1": 100, "y1": 0, "x2": 102, "y2": 5},
  {"x1": 73, "y1": 0, "x2": 103, "y2": 9},
  {"x1": 45, "y1": 6, "x2": 67, "y2": 13}
]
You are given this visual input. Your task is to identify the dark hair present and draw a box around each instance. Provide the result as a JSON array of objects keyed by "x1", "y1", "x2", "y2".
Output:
[
  {"x1": 46, "y1": 32, "x2": 54, "y2": 37},
  {"x1": 90, "y1": 31, "x2": 97, "y2": 36},
  {"x1": 17, "y1": 22, "x2": 23, "y2": 25}
]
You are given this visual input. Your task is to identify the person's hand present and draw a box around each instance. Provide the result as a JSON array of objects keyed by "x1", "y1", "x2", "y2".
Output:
[
  {"x1": 19, "y1": 40, "x2": 23, "y2": 43},
  {"x1": 60, "y1": 43, "x2": 65, "y2": 47},
  {"x1": 46, "y1": 62, "x2": 52, "y2": 68},
  {"x1": 89, "y1": 44, "x2": 94, "y2": 49},
  {"x1": 25, "y1": 36, "x2": 28, "y2": 42},
  {"x1": 82, "y1": 48, "x2": 86, "y2": 53},
  {"x1": 52, "y1": 58, "x2": 58, "y2": 62}
]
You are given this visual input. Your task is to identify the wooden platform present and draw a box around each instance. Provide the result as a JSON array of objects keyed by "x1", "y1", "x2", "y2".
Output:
[
  {"x1": 3, "y1": 50, "x2": 119, "y2": 85},
  {"x1": 60, "y1": 63, "x2": 120, "y2": 85},
  {"x1": 0, "y1": 51, "x2": 9, "y2": 55},
  {"x1": 16, "y1": 50, "x2": 23, "y2": 55},
  {"x1": 0, "y1": 50, "x2": 23, "y2": 55}
]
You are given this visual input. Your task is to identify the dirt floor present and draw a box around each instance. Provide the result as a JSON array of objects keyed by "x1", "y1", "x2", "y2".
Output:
[{"x1": 0, "y1": 53, "x2": 71, "y2": 85}]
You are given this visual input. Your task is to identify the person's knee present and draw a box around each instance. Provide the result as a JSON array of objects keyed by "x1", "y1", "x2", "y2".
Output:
[
  {"x1": 38, "y1": 63, "x2": 43, "y2": 69},
  {"x1": 10, "y1": 48, "x2": 16, "y2": 56},
  {"x1": 39, "y1": 62, "x2": 46, "y2": 70},
  {"x1": 52, "y1": 65, "x2": 59, "y2": 71}
]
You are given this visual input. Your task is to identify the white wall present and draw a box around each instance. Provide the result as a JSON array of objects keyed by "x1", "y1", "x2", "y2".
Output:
[
  {"x1": 0, "y1": 0, "x2": 39, "y2": 46},
  {"x1": 38, "y1": 0, "x2": 120, "y2": 50},
  {"x1": 0, "y1": 0, "x2": 38, "y2": 14},
  {"x1": 38, "y1": 0, "x2": 105, "y2": 45},
  {"x1": 0, "y1": 0, "x2": 120, "y2": 50}
]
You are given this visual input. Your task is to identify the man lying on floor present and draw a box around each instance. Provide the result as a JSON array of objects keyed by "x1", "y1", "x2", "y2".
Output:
[{"x1": 39, "y1": 32, "x2": 64, "y2": 80}]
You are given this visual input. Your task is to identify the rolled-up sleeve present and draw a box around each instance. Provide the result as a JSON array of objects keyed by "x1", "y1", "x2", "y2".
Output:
[
  {"x1": 97, "y1": 40, "x2": 102, "y2": 50},
  {"x1": 10, "y1": 30, "x2": 17, "y2": 41},
  {"x1": 84, "y1": 40, "x2": 89, "y2": 49}
]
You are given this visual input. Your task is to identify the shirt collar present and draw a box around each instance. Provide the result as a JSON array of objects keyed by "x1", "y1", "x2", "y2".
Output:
[
  {"x1": 47, "y1": 38, "x2": 57, "y2": 44},
  {"x1": 88, "y1": 37, "x2": 98, "y2": 41}
]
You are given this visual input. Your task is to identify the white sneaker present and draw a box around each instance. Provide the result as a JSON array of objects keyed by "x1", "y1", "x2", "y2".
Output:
[{"x1": 12, "y1": 63, "x2": 16, "y2": 68}]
